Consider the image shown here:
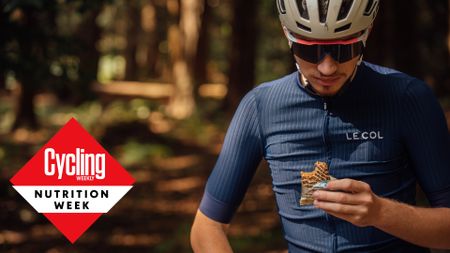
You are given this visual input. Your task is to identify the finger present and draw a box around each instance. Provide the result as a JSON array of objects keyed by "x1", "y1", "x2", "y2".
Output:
[
  {"x1": 312, "y1": 190, "x2": 364, "y2": 205},
  {"x1": 313, "y1": 200, "x2": 360, "y2": 215},
  {"x1": 326, "y1": 179, "x2": 370, "y2": 193}
]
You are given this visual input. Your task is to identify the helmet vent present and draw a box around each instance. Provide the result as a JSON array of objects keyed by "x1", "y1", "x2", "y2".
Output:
[
  {"x1": 364, "y1": 0, "x2": 376, "y2": 16},
  {"x1": 296, "y1": 0, "x2": 310, "y2": 19},
  {"x1": 371, "y1": 2, "x2": 379, "y2": 20},
  {"x1": 318, "y1": 0, "x2": 330, "y2": 23},
  {"x1": 296, "y1": 22, "x2": 312, "y2": 32},
  {"x1": 337, "y1": 0, "x2": 354, "y2": 21},
  {"x1": 278, "y1": 0, "x2": 286, "y2": 14},
  {"x1": 334, "y1": 23, "x2": 351, "y2": 33}
]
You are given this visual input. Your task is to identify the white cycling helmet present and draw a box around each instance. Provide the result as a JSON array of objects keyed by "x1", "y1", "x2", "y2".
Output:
[{"x1": 277, "y1": 0, "x2": 379, "y2": 41}]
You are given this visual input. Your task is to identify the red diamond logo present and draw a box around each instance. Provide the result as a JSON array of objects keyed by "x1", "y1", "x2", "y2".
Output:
[{"x1": 10, "y1": 118, "x2": 134, "y2": 243}]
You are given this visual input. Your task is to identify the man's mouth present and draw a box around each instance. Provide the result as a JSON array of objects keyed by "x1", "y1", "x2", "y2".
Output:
[{"x1": 314, "y1": 76, "x2": 342, "y2": 87}]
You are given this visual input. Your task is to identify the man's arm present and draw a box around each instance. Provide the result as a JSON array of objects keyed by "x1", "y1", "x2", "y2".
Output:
[
  {"x1": 313, "y1": 179, "x2": 450, "y2": 249},
  {"x1": 190, "y1": 210, "x2": 233, "y2": 253},
  {"x1": 375, "y1": 197, "x2": 450, "y2": 249},
  {"x1": 315, "y1": 79, "x2": 449, "y2": 249},
  {"x1": 191, "y1": 90, "x2": 263, "y2": 252}
]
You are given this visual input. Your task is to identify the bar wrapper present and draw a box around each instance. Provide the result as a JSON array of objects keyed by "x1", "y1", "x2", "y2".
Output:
[{"x1": 300, "y1": 161, "x2": 335, "y2": 205}]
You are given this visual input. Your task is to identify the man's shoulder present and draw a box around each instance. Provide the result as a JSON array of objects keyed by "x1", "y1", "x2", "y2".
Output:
[
  {"x1": 361, "y1": 62, "x2": 414, "y2": 84},
  {"x1": 360, "y1": 61, "x2": 428, "y2": 95},
  {"x1": 361, "y1": 62, "x2": 402, "y2": 76},
  {"x1": 249, "y1": 71, "x2": 298, "y2": 98}
]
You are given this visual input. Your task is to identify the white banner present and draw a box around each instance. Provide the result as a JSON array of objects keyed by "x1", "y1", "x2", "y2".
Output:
[{"x1": 13, "y1": 186, "x2": 132, "y2": 213}]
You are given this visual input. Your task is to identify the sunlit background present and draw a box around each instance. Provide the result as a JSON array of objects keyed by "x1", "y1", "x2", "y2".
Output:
[{"x1": 1, "y1": 0, "x2": 449, "y2": 252}]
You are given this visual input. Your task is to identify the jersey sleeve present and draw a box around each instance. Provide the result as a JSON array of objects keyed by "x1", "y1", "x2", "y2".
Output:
[
  {"x1": 199, "y1": 90, "x2": 264, "y2": 223},
  {"x1": 401, "y1": 79, "x2": 450, "y2": 207}
]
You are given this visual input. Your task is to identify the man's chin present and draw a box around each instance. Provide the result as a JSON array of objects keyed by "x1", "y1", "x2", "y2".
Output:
[{"x1": 309, "y1": 83, "x2": 345, "y2": 97}]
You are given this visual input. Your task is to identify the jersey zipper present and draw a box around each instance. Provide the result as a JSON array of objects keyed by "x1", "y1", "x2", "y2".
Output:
[
  {"x1": 323, "y1": 99, "x2": 338, "y2": 253},
  {"x1": 322, "y1": 99, "x2": 331, "y2": 158}
]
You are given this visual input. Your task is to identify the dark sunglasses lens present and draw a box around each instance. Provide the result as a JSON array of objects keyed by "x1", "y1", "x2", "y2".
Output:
[
  {"x1": 336, "y1": 42, "x2": 364, "y2": 63},
  {"x1": 292, "y1": 42, "x2": 364, "y2": 63},
  {"x1": 322, "y1": 45, "x2": 341, "y2": 61},
  {"x1": 292, "y1": 43, "x2": 320, "y2": 63}
]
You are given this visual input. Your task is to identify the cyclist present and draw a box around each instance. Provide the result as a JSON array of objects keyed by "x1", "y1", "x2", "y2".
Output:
[{"x1": 191, "y1": 1, "x2": 450, "y2": 252}]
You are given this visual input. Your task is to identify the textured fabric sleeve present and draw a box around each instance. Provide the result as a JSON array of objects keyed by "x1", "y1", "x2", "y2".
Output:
[
  {"x1": 401, "y1": 80, "x2": 450, "y2": 207},
  {"x1": 199, "y1": 90, "x2": 263, "y2": 223}
]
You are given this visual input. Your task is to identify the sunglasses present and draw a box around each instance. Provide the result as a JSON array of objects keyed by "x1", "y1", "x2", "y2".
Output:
[
  {"x1": 284, "y1": 26, "x2": 368, "y2": 64},
  {"x1": 291, "y1": 41, "x2": 364, "y2": 64}
]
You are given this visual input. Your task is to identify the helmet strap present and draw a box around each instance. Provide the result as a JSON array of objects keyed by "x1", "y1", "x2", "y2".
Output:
[{"x1": 357, "y1": 54, "x2": 364, "y2": 66}]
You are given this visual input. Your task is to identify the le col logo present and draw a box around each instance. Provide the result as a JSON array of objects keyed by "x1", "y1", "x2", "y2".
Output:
[
  {"x1": 44, "y1": 148, "x2": 105, "y2": 181},
  {"x1": 346, "y1": 131, "x2": 384, "y2": 141}
]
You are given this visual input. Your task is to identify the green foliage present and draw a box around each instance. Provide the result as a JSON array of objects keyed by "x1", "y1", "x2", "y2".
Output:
[
  {"x1": 0, "y1": 0, "x2": 113, "y2": 104},
  {"x1": 439, "y1": 97, "x2": 450, "y2": 109},
  {"x1": 255, "y1": 0, "x2": 293, "y2": 84},
  {"x1": 0, "y1": 96, "x2": 15, "y2": 133},
  {"x1": 171, "y1": 107, "x2": 224, "y2": 147},
  {"x1": 208, "y1": 1, "x2": 233, "y2": 81},
  {"x1": 229, "y1": 229, "x2": 285, "y2": 253},
  {"x1": 153, "y1": 222, "x2": 192, "y2": 253},
  {"x1": 117, "y1": 140, "x2": 172, "y2": 167},
  {"x1": 3, "y1": 0, "x2": 44, "y2": 12}
]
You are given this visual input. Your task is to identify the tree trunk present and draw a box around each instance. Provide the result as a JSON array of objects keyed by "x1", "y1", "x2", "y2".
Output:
[
  {"x1": 140, "y1": 0, "x2": 159, "y2": 78},
  {"x1": 166, "y1": 25, "x2": 195, "y2": 119},
  {"x1": 12, "y1": 77, "x2": 38, "y2": 130},
  {"x1": 181, "y1": 0, "x2": 203, "y2": 69},
  {"x1": 166, "y1": 0, "x2": 203, "y2": 119},
  {"x1": 194, "y1": 0, "x2": 209, "y2": 86},
  {"x1": 125, "y1": 0, "x2": 140, "y2": 81},
  {"x1": 75, "y1": 7, "x2": 102, "y2": 103},
  {"x1": 12, "y1": 9, "x2": 40, "y2": 130},
  {"x1": 224, "y1": 0, "x2": 258, "y2": 113}
]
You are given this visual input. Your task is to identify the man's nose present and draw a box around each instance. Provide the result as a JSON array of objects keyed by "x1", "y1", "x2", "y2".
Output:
[{"x1": 317, "y1": 54, "x2": 338, "y2": 76}]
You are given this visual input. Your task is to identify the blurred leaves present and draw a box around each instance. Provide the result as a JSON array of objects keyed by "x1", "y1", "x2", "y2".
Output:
[
  {"x1": 118, "y1": 140, "x2": 172, "y2": 167},
  {"x1": 3, "y1": 0, "x2": 44, "y2": 13}
]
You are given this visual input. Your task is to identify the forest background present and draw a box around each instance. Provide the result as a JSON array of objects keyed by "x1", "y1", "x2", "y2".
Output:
[{"x1": 1, "y1": 0, "x2": 450, "y2": 252}]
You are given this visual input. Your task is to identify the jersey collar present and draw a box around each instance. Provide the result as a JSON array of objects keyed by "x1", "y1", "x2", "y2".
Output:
[{"x1": 296, "y1": 64, "x2": 361, "y2": 99}]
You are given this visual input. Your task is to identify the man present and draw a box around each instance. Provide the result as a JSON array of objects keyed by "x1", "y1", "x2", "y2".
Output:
[{"x1": 191, "y1": 0, "x2": 450, "y2": 252}]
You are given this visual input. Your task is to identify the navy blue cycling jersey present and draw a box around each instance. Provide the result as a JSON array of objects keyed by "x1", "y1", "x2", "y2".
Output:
[{"x1": 199, "y1": 62, "x2": 450, "y2": 253}]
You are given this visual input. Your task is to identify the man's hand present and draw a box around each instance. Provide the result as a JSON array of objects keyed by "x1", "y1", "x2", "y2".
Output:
[
  {"x1": 313, "y1": 179, "x2": 450, "y2": 249},
  {"x1": 312, "y1": 178, "x2": 382, "y2": 227}
]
